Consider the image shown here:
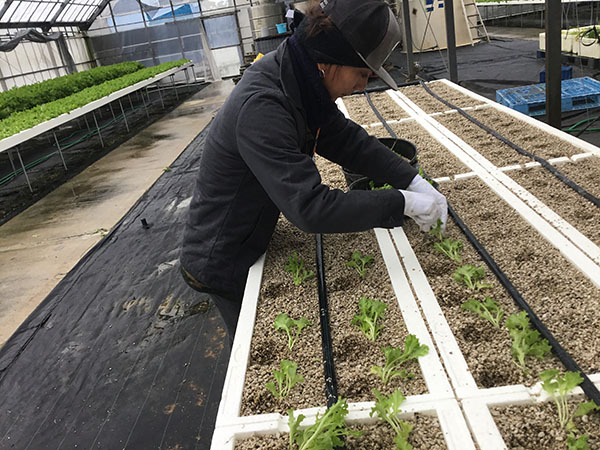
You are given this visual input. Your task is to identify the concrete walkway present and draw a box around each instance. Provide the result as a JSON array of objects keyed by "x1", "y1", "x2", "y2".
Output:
[{"x1": 0, "y1": 80, "x2": 234, "y2": 348}]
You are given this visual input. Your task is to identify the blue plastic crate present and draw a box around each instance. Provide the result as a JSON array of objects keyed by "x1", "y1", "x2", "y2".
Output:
[
  {"x1": 496, "y1": 77, "x2": 600, "y2": 116},
  {"x1": 539, "y1": 65, "x2": 572, "y2": 83}
]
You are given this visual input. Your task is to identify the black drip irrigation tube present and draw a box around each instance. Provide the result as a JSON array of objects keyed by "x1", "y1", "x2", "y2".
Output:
[
  {"x1": 315, "y1": 233, "x2": 339, "y2": 408},
  {"x1": 419, "y1": 82, "x2": 600, "y2": 209},
  {"x1": 362, "y1": 91, "x2": 600, "y2": 406}
]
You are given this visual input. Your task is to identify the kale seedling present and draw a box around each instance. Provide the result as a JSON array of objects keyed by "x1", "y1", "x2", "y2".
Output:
[
  {"x1": 505, "y1": 311, "x2": 551, "y2": 372},
  {"x1": 461, "y1": 297, "x2": 504, "y2": 328},
  {"x1": 274, "y1": 313, "x2": 312, "y2": 351},
  {"x1": 567, "y1": 433, "x2": 592, "y2": 450},
  {"x1": 371, "y1": 335, "x2": 429, "y2": 385},
  {"x1": 370, "y1": 389, "x2": 414, "y2": 450},
  {"x1": 266, "y1": 359, "x2": 304, "y2": 398},
  {"x1": 540, "y1": 369, "x2": 600, "y2": 434},
  {"x1": 434, "y1": 238, "x2": 462, "y2": 263},
  {"x1": 352, "y1": 297, "x2": 387, "y2": 341},
  {"x1": 285, "y1": 252, "x2": 315, "y2": 286},
  {"x1": 428, "y1": 219, "x2": 444, "y2": 242},
  {"x1": 453, "y1": 265, "x2": 493, "y2": 290},
  {"x1": 288, "y1": 397, "x2": 361, "y2": 450},
  {"x1": 369, "y1": 180, "x2": 394, "y2": 190},
  {"x1": 346, "y1": 251, "x2": 374, "y2": 279}
]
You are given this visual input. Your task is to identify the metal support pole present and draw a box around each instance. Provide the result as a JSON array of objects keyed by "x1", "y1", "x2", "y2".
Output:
[
  {"x1": 53, "y1": 131, "x2": 68, "y2": 170},
  {"x1": 157, "y1": 84, "x2": 165, "y2": 109},
  {"x1": 118, "y1": 98, "x2": 130, "y2": 132},
  {"x1": 401, "y1": 0, "x2": 416, "y2": 80},
  {"x1": 83, "y1": 114, "x2": 91, "y2": 131},
  {"x1": 15, "y1": 146, "x2": 33, "y2": 192},
  {"x1": 141, "y1": 88, "x2": 150, "y2": 118},
  {"x1": 92, "y1": 111, "x2": 104, "y2": 147},
  {"x1": 7, "y1": 149, "x2": 18, "y2": 177},
  {"x1": 444, "y1": 0, "x2": 458, "y2": 83},
  {"x1": 109, "y1": 102, "x2": 116, "y2": 121},
  {"x1": 171, "y1": 74, "x2": 179, "y2": 100},
  {"x1": 128, "y1": 94, "x2": 134, "y2": 111},
  {"x1": 546, "y1": 0, "x2": 561, "y2": 128}
]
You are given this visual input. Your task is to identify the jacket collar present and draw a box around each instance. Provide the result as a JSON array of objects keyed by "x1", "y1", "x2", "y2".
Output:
[{"x1": 277, "y1": 40, "x2": 305, "y2": 112}]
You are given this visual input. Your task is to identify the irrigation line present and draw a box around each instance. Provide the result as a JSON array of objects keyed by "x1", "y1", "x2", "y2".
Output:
[
  {"x1": 363, "y1": 91, "x2": 600, "y2": 406},
  {"x1": 419, "y1": 82, "x2": 600, "y2": 208},
  {"x1": 315, "y1": 234, "x2": 339, "y2": 408}
]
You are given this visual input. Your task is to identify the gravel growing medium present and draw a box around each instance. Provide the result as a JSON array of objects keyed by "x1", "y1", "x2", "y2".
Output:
[
  {"x1": 398, "y1": 83, "x2": 485, "y2": 114},
  {"x1": 507, "y1": 164, "x2": 600, "y2": 247},
  {"x1": 236, "y1": 413, "x2": 446, "y2": 449},
  {"x1": 366, "y1": 91, "x2": 410, "y2": 121},
  {"x1": 343, "y1": 94, "x2": 381, "y2": 125},
  {"x1": 491, "y1": 400, "x2": 600, "y2": 449},
  {"x1": 558, "y1": 155, "x2": 600, "y2": 198},
  {"x1": 443, "y1": 176, "x2": 600, "y2": 373}
]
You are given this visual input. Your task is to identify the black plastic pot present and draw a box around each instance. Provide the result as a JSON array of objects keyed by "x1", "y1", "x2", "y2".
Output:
[{"x1": 342, "y1": 138, "x2": 419, "y2": 190}]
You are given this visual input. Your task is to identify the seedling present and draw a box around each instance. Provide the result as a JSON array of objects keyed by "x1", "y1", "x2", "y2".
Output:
[
  {"x1": 540, "y1": 369, "x2": 600, "y2": 435},
  {"x1": 453, "y1": 265, "x2": 493, "y2": 290},
  {"x1": 352, "y1": 297, "x2": 387, "y2": 341},
  {"x1": 461, "y1": 297, "x2": 504, "y2": 328},
  {"x1": 428, "y1": 219, "x2": 444, "y2": 242},
  {"x1": 370, "y1": 389, "x2": 413, "y2": 450},
  {"x1": 285, "y1": 252, "x2": 315, "y2": 286},
  {"x1": 346, "y1": 251, "x2": 374, "y2": 279},
  {"x1": 434, "y1": 238, "x2": 462, "y2": 263},
  {"x1": 274, "y1": 313, "x2": 312, "y2": 351},
  {"x1": 371, "y1": 335, "x2": 429, "y2": 385},
  {"x1": 266, "y1": 359, "x2": 304, "y2": 398},
  {"x1": 369, "y1": 180, "x2": 394, "y2": 190},
  {"x1": 163, "y1": 166, "x2": 171, "y2": 172},
  {"x1": 418, "y1": 167, "x2": 435, "y2": 186},
  {"x1": 567, "y1": 432, "x2": 591, "y2": 450},
  {"x1": 505, "y1": 311, "x2": 551, "y2": 372},
  {"x1": 288, "y1": 397, "x2": 361, "y2": 449}
]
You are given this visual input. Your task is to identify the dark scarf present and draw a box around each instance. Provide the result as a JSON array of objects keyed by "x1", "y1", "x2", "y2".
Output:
[{"x1": 287, "y1": 33, "x2": 339, "y2": 133}]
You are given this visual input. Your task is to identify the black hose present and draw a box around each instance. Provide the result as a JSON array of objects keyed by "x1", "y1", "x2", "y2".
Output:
[
  {"x1": 315, "y1": 234, "x2": 339, "y2": 408},
  {"x1": 364, "y1": 91, "x2": 397, "y2": 138},
  {"x1": 419, "y1": 81, "x2": 600, "y2": 208},
  {"x1": 363, "y1": 90, "x2": 600, "y2": 406}
]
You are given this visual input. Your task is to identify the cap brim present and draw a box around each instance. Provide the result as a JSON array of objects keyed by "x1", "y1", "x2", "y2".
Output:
[{"x1": 367, "y1": 60, "x2": 398, "y2": 90}]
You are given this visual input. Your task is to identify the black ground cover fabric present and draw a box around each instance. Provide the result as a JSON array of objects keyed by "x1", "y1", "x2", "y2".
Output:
[{"x1": 0, "y1": 125, "x2": 229, "y2": 449}]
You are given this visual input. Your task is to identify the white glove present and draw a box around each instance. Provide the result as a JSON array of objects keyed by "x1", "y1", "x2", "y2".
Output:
[
  {"x1": 406, "y1": 174, "x2": 448, "y2": 231},
  {"x1": 400, "y1": 190, "x2": 444, "y2": 232}
]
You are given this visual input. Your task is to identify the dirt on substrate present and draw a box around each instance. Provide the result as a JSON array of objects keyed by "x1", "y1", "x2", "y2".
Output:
[
  {"x1": 398, "y1": 83, "x2": 486, "y2": 114},
  {"x1": 235, "y1": 413, "x2": 447, "y2": 449},
  {"x1": 491, "y1": 400, "x2": 600, "y2": 449},
  {"x1": 343, "y1": 94, "x2": 381, "y2": 125},
  {"x1": 365, "y1": 91, "x2": 410, "y2": 122},
  {"x1": 507, "y1": 163, "x2": 600, "y2": 247},
  {"x1": 442, "y1": 176, "x2": 600, "y2": 374},
  {"x1": 557, "y1": 155, "x2": 600, "y2": 198}
]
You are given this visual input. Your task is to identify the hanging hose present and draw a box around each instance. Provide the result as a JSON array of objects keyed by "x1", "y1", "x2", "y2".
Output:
[
  {"x1": 363, "y1": 90, "x2": 600, "y2": 406},
  {"x1": 315, "y1": 234, "x2": 339, "y2": 408},
  {"x1": 419, "y1": 82, "x2": 600, "y2": 208}
]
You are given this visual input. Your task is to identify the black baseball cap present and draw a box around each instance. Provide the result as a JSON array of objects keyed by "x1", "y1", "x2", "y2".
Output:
[{"x1": 320, "y1": 0, "x2": 401, "y2": 89}]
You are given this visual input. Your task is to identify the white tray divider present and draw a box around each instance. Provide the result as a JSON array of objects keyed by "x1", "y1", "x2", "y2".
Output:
[
  {"x1": 388, "y1": 89, "x2": 600, "y2": 286},
  {"x1": 388, "y1": 227, "x2": 479, "y2": 397},
  {"x1": 461, "y1": 398, "x2": 509, "y2": 450},
  {"x1": 374, "y1": 227, "x2": 453, "y2": 398},
  {"x1": 434, "y1": 78, "x2": 600, "y2": 157}
]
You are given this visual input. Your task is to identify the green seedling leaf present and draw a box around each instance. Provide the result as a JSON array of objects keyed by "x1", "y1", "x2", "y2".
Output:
[
  {"x1": 351, "y1": 297, "x2": 387, "y2": 341},
  {"x1": 370, "y1": 389, "x2": 413, "y2": 450},
  {"x1": 428, "y1": 219, "x2": 444, "y2": 242},
  {"x1": 505, "y1": 311, "x2": 551, "y2": 373},
  {"x1": 434, "y1": 238, "x2": 462, "y2": 263},
  {"x1": 567, "y1": 432, "x2": 591, "y2": 450},
  {"x1": 288, "y1": 397, "x2": 361, "y2": 450},
  {"x1": 346, "y1": 251, "x2": 374, "y2": 279},
  {"x1": 461, "y1": 297, "x2": 504, "y2": 328},
  {"x1": 453, "y1": 264, "x2": 493, "y2": 290},
  {"x1": 418, "y1": 167, "x2": 435, "y2": 186},
  {"x1": 369, "y1": 180, "x2": 394, "y2": 190},
  {"x1": 540, "y1": 369, "x2": 600, "y2": 433},
  {"x1": 266, "y1": 359, "x2": 304, "y2": 398},
  {"x1": 285, "y1": 252, "x2": 315, "y2": 286},
  {"x1": 274, "y1": 313, "x2": 312, "y2": 351},
  {"x1": 371, "y1": 335, "x2": 429, "y2": 385}
]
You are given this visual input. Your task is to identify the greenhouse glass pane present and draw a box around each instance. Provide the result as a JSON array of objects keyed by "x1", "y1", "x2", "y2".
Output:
[
  {"x1": 60, "y1": 4, "x2": 84, "y2": 21},
  {"x1": 0, "y1": 2, "x2": 18, "y2": 22},
  {"x1": 10, "y1": 2, "x2": 33, "y2": 22},
  {"x1": 212, "y1": 45, "x2": 240, "y2": 77},
  {"x1": 32, "y1": 1, "x2": 54, "y2": 22},
  {"x1": 204, "y1": 15, "x2": 239, "y2": 49},
  {"x1": 199, "y1": 0, "x2": 233, "y2": 12}
]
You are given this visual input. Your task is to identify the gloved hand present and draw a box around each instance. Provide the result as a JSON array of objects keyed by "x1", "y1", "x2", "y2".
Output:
[
  {"x1": 400, "y1": 190, "x2": 445, "y2": 232},
  {"x1": 406, "y1": 174, "x2": 448, "y2": 231}
]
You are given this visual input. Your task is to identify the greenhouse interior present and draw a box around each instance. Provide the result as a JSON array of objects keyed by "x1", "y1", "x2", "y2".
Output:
[{"x1": 1, "y1": 0, "x2": 600, "y2": 448}]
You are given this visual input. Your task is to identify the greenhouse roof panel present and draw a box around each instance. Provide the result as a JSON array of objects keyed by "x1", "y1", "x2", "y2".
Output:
[{"x1": 0, "y1": 0, "x2": 109, "y2": 28}]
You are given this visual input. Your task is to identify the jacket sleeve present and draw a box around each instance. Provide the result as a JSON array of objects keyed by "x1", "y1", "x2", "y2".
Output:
[
  {"x1": 235, "y1": 92, "x2": 408, "y2": 234},
  {"x1": 316, "y1": 108, "x2": 418, "y2": 189}
]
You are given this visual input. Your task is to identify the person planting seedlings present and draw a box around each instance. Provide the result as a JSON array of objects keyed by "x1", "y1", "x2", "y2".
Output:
[{"x1": 180, "y1": 0, "x2": 447, "y2": 345}]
